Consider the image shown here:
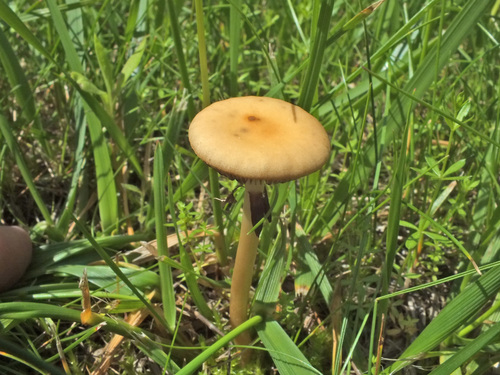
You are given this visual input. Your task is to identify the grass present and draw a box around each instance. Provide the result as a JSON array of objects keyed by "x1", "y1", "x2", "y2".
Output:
[{"x1": 1, "y1": 0, "x2": 500, "y2": 373}]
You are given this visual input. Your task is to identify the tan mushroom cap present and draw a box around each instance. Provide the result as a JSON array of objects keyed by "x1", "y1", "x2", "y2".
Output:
[{"x1": 189, "y1": 96, "x2": 330, "y2": 183}]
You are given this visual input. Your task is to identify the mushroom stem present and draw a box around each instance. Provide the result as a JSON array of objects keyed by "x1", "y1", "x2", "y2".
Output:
[{"x1": 229, "y1": 180, "x2": 265, "y2": 354}]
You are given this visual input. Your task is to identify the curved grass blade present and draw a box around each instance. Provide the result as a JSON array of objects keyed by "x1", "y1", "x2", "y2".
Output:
[
  {"x1": 44, "y1": 0, "x2": 81, "y2": 73},
  {"x1": 406, "y1": 202, "x2": 481, "y2": 275},
  {"x1": 27, "y1": 233, "x2": 147, "y2": 278},
  {"x1": 0, "y1": 302, "x2": 126, "y2": 336},
  {"x1": 0, "y1": 301, "x2": 179, "y2": 370},
  {"x1": 0, "y1": 336, "x2": 66, "y2": 375}
]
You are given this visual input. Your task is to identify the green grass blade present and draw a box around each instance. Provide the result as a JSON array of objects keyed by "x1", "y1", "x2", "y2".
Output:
[
  {"x1": 194, "y1": 0, "x2": 228, "y2": 265},
  {"x1": 46, "y1": 0, "x2": 118, "y2": 231},
  {"x1": 406, "y1": 202, "x2": 481, "y2": 274},
  {"x1": 254, "y1": 222, "x2": 287, "y2": 312},
  {"x1": 379, "y1": 121, "x2": 408, "y2": 316},
  {"x1": 384, "y1": 264, "x2": 500, "y2": 373},
  {"x1": 0, "y1": 301, "x2": 179, "y2": 371},
  {"x1": 72, "y1": 217, "x2": 170, "y2": 330},
  {"x1": 0, "y1": 29, "x2": 51, "y2": 156},
  {"x1": 0, "y1": 114, "x2": 55, "y2": 228},
  {"x1": 427, "y1": 321, "x2": 500, "y2": 375},
  {"x1": 93, "y1": 34, "x2": 114, "y2": 98},
  {"x1": 167, "y1": 174, "x2": 213, "y2": 320},
  {"x1": 0, "y1": 0, "x2": 56, "y2": 64},
  {"x1": 285, "y1": 0, "x2": 307, "y2": 46},
  {"x1": 45, "y1": 0, "x2": 82, "y2": 73},
  {"x1": 56, "y1": 100, "x2": 86, "y2": 235},
  {"x1": 314, "y1": 0, "x2": 494, "y2": 235},
  {"x1": 298, "y1": 0, "x2": 334, "y2": 111},
  {"x1": 153, "y1": 145, "x2": 176, "y2": 331},
  {"x1": 120, "y1": 37, "x2": 148, "y2": 86},
  {"x1": 177, "y1": 315, "x2": 263, "y2": 375},
  {"x1": 27, "y1": 233, "x2": 147, "y2": 277},
  {"x1": 54, "y1": 1, "x2": 87, "y2": 236},
  {"x1": 71, "y1": 83, "x2": 144, "y2": 179},
  {"x1": 82, "y1": 112, "x2": 119, "y2": 232},
  {"x1": 172, "y1": 159, "x2": 209, "y2": 202},
  {"x1": 53, "y1": 264, "x2": 159, "y2": 296},
  {"x1": 363, "y1": 68, "x2": 500, "y2": 150},
  {"x1": 257, "y1": 320, "x2": 321, "y2": 375},
  {"x1": 0, "y1": 336, "x2": 66, "y2": 375},
  {"x1": 229, "y1": 0, "x2": 241, "y2": 96},
  {"x1": 0, "y1": 302, "x2": 81, "y2": 323},
  {"x1": 122, "y1": 0, "x2": 140, "y2": 46},
  {"x1": 195, "y1": 0, "x2": 211, "y2": 106},
  {"x1": 164, "y1": 0, "x2": 195, "y2": 118},
  {"x1": 295, "y1": 226, "x2": 333, "y2": 307}
]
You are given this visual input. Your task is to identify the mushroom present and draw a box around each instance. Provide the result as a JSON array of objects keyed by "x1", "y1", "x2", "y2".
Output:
[
  {"x1": 0, "y1": 226, "x2": 33, "y2": 293},
  {"x1": 188, "y1": 96, "x2": 330, "y2": 352}
]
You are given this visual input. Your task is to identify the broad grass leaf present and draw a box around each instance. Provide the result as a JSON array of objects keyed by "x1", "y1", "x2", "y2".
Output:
[
  {"x1": 52, "y1": 265, "x2": 159, "y2": 296},
  {"x1": 257, "y1": 320, "x2": 321, "y2": 375}
]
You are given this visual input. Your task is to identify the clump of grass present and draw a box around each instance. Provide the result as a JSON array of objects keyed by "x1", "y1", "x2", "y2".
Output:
[{"x1": 1, "y1": 0, "x2": 500, "y2": 374}]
